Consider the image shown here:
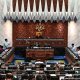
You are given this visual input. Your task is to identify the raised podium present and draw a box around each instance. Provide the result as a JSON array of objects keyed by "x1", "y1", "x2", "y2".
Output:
[{"x1": 26, "y1": 47, "x2": 54, "y2": 61}]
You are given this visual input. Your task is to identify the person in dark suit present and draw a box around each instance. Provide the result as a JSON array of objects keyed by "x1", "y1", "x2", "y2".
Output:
[
  {"x1": 0, "y1": 45, "x2": 3, "y2": 54},
  {"x1": 35, "y1": 35, "x2": 43, "y2": 39},
  {"x1": 36, "y1": 75, "x2": 46, "y2": 80},
  {"x1": 34, "y1": 42, "x2": 40, "y2": 47},
  {"x1": 35, "y1": 32, "x2": 43, "y2": 39}
]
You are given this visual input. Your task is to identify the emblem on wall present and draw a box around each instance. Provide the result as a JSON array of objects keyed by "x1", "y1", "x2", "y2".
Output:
[{"x1": 36, "y1": 23, "x2": 45, "y2": 32}]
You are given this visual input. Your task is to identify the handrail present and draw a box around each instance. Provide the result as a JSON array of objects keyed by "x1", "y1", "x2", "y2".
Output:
[
  {"x1": 65, "y1": 47, "x2": 78, "y2": 59},
  {"x1": 0, "y1": 49, "x2": 9, "y2": 58},
  {"x1": 1, "y1": 47, "x2": 14, "y2": 62}
]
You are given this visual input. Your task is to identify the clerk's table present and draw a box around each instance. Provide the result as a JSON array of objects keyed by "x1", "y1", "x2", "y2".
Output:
[{"x1": 26, "y1": 47, "x2": 54, "y2": 60}]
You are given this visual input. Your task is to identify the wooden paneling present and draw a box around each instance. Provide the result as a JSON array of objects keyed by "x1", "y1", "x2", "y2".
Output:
[
  {"x1": 13, "y1": 21, "x2": 67, "y2": 38},
  {"x1": 13, "y1": 0, "x2": 68, "y2": 11},
  {"x1": 26, "y1": 49, "x2": 54, "y2": 60},
  {"x1": 13, "y1": 21, "x2": 68, "y2": 47},
  {"x1": 5, "y1": 54, "x2": 14, "y2": 64}
]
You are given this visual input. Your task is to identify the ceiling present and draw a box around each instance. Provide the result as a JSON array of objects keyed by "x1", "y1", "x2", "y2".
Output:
[{"x1": 13, "y1": 0, "x2": 68, "y2": 11}]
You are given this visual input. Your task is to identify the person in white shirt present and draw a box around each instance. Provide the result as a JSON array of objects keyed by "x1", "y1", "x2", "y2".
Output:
[
  {"x1": 71, "y1": 43, "x2": 76, "y2": 52},
  {"x1": 3, "y1": 39, "x2": 10, "y2": 50}
]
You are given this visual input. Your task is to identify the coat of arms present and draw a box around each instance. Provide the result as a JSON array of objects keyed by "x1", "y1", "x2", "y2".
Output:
[{"x1": 36, "y1": 23, "x2": 45, "y2": 31}]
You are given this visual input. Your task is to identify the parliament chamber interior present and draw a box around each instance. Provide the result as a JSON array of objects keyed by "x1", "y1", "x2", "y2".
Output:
[{"x1": 0, "y1": 0, "x2": 80, "y2": 80}]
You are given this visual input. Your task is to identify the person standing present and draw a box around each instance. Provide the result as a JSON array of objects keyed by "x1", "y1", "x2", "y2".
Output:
[
  {"x1": 3, "y1": 39, "x2": 10, "y2": 50},
  {"x1": 71, "y1": 43, "x2": 76, "y2": 52}
]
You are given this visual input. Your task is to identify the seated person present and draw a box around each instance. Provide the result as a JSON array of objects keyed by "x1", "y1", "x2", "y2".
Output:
[
  {"x1": 35, "y1": 35, "x2": 43, "y2": 39},
  {"x1": 0, "y1": 45, "x2": 3, "y2": 54},
  {"x1": 44, "y1": 43, "x2": 50, "y2": 47},
  {"x1": 73, "y1": 59, "x2": 80, "y2": 66},
  {"x1": 6, "y1": 73, "x2": 13, "y2": 80},
  {"x1": 76, "y1": 46, "x2": 80, "y2": 58},
  {"x1": 35, "y1": 32, "x2": 43, "y2": 39},
  {"x1": 44, "y1": 43, "x2": 48, "y2": 47},
  {"x1": 34, "y1": 42, "x2": 40, "y2": 47}
]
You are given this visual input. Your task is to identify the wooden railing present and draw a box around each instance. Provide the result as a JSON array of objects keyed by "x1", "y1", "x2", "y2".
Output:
[
  {"x1": 0, "y1": 47, "x2": 14, "y2": 63},
  {"x1": 65, "y1": 47, "x2": 78, "y2": 64}
]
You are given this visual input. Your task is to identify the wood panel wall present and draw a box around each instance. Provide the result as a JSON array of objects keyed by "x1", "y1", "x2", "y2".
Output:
[{"x1": 13, "y1": 21, "x2": 68, "y2": 47}]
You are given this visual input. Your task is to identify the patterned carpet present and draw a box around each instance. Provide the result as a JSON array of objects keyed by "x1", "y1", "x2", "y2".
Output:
[{"x1": 11, "y1": 54, "x2": 68, "y2": 64}]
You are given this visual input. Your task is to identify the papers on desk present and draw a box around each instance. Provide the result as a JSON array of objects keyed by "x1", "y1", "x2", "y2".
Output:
[
  {"x1": 35, "y1": 61, "x2": 44, "y2": 64},
  {"x1": 33, "y1": 47, "x2": 38, "y2": 48},
  {"x1": 26, "y1": 68, "x2": 32, "y2": 71},
  {"x1": 65, "y1": 74, "x2": 72, "y2": 76},
  {"x1": 73, "y1": 67, "x2": 80, "y2": 70},
  {"x1": 59, "y1": 64, "x2": 65, "y2": 67},
  {"x1": 0, "y1": 74, "x2": 6, "y2": 76},
  {"x1": 36, "y1": 70, "x2": 43, "y2": 73},
  {"x1": 50, "y1": 74, "x2": 56, "y2": 76},
  {"x1": 33, "y1": 47, "x2": 51, "y2": 49},
  {"x1": 44, "y1": 67, "x2": 47, "y2": 70},
  {"x1": 46, "y1": 65, "x2": 50, "y2": 67},
  {"x1": 36, "y1": 71, "x2": 39, "y2": 73}
]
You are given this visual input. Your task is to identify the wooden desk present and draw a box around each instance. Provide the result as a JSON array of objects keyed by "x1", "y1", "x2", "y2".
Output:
[
  {"x1": 26, "y1": 48, "x2": 54, "y2": 60},
  {"x1": 15, "y1": 38, "x2": 65, "y2": 47}
]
